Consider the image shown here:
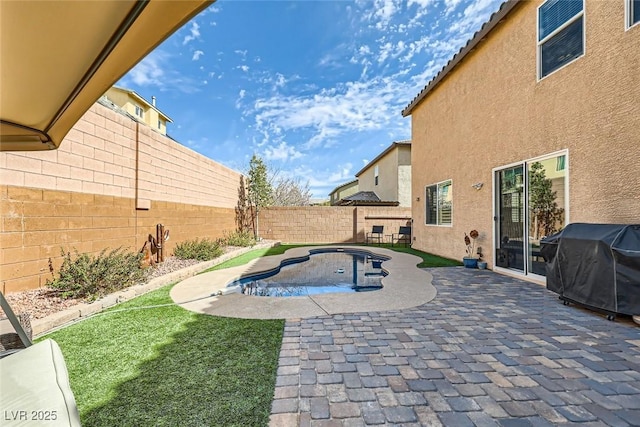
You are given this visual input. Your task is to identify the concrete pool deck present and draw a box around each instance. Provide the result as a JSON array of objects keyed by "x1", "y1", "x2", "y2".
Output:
[{"x1": 170, "y1": 246, "x2": 436, "y2": 319}]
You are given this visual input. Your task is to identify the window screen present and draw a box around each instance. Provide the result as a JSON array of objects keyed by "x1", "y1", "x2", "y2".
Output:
[{"x1": 538, "y1": 0, "x2": 584, "y2": 78}]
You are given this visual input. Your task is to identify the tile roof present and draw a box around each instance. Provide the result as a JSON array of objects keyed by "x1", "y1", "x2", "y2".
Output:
[
  {"x1": 336, "y1": 191, "x2": 400, "y2": 206},
  {"x1": 402, "y1": 0, "x2": 521, "y2": 116},
  {"x1": 344, "y1": 191, "x2": 381, "y2": 202}
]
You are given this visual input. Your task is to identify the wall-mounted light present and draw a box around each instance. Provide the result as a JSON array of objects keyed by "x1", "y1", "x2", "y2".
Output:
[
  {"x1": 416, "y1": 196, "x2": 420, "y2": 201},
  {"x1": 471, "y1": 182, "x2": 483, "y2": 190}
]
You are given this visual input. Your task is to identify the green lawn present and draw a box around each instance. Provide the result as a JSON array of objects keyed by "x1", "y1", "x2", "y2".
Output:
[
  {"x1": 372, "y1": 243, "x2": 462, "y2": 268},
  {"x1": 42, "y1": 286, "x2": 284, "y2": 427},
  {"x1": 204, "y1": 243, "x2": 461, "y2": 272},
  {"x1": 201, "y1": 244, "x2": 313, "y2": 273},
  {"x1": 41, "y1": 242, "x2": 457, "y2": 426}
]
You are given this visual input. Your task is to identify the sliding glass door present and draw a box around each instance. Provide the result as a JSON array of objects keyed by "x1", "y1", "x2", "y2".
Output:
[
  {"x1": 494, "y1": 152, "x2": 567, "y2": 278},
  {"x1": 495, "y1": 165, "x2": 525, "y2": 272},
  {"x1": 527, "y1": 154, "x2": 567, "y2": 276}
]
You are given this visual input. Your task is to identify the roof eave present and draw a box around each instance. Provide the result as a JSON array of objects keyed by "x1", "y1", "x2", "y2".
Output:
[
  {"x1": 328, "y1": 179, "x2": 359, "y2": 196},
  {"x1": 112, "y1": 86, "x2": 174, "y2": 122},
  {"x1": 401, "y1": 0, "x2": 522, "y2": 117},
  {"x1": 355, "y1": 140, "x2": 411, "y2": 177}
]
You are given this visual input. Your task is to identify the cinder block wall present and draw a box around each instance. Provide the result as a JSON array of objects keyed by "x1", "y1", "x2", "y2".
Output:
[
  {"x1": 259, "y1": 206, "x2": 412, "y2": 244},
  {"x1": 0, "y1": 102, "x2": 241, "y2": 293}
]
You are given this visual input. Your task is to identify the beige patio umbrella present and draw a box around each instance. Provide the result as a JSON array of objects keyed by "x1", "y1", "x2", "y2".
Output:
[{"x1": 0, "y1": 0, "x2": 212, "y2": 151}]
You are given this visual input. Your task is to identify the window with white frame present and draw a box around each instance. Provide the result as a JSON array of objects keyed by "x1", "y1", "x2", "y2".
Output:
[
  {"x1": 135, "y1": 105, "x2": 144, "y2": 118},
  {"x1": 629, "y1": 0, "x2": 640, "y2": 27},
  {"x1": 538, "y1": 0, "x2": 584, "y2": 79},
  {"x1": 425, "y1": 180, "x2": 452, "y2": 225},
  {"x1": 374, "y1": 165, "x2": 379, "y2": 186}
]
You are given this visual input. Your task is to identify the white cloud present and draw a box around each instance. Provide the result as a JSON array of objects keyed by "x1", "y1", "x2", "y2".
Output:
[
  {"x1": 318, "y1": 53, "x2": 339, "y2": 68},
  {"x1": 120, "y1": 50, "x2": 202, "y2": 94},
  {"x1": 282, "y1": 164, "x2": 356, "y2": 198},
  {"x1": 126, "y1": 51, "x2": 167, "y2": 86},
  {"x1": 192, "y1": 50, "x2": 204, "y2": 61},
  {"x1": 373, "y1": 0, "x2": 399, "y2": 30},
  {"x1": 444, "y1": 0, "x2": 464, "y2": 14},
  {"x1": 401, "y1": 36, "x2": 431, "y2": 63},
  {"x1": 377, "y1": 40, "x2": 408, "y2": 64},
  {"x1": 201, "y1": 5, "x2": 220, "y2": 15},
  {"x1": 263, "y1": 141, "x2": 303, "y2": 162},
  {"x1": 407, "y1": 0, "x2": 435, "y2": 7},
  {"x1": 257, "y1": 72, "x2": 297, "y2": 91},
  {"x1": 251, "y1": 73, "x2": 414, "y2": 150},
  {"x1": 275, "y1": 73, "x2": 287, "y2": 88},
  {"x1": 182, "y1": 22, "x2": 201, "y2": 45},
  {"x1": 378, "y1": 42, "x2": 393, "y2": 64},
  {"x1": 236, "y1": 89, "x2": 246, "y2": 109},
  {"x1": 238, "y1": 65, "x2": 250, "y2": 72},
  {"x1": 328, "y1": 163, "x2": 353, "y2": 182},
  {"x1": 448, "y1": 0, "x2": 501, "y2": 34}
]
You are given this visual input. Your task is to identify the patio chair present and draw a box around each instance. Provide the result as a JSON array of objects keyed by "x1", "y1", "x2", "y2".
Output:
[
  {"x1": 0, "y1": 291, "x2": 32, "y2": 358},
  {"x1": 366, "y1": 225, "x2": 384, "y2": 245},
  {"x1": 392, "y1": 226, "x2": 412, "y2": 247}
]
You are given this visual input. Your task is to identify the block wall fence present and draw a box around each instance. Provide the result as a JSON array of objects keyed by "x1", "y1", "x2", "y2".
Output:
[
  {"x1": 259, "y1": 206, "x2": 412, "y2": 244},
  {"x1": 0, "y1": 102, "x2": 242, "y2": 293}
]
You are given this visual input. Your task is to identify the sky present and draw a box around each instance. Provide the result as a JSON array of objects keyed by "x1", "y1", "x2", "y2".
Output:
[{"x1": 118, "y1": 0, "x2": 504, "y2": 199}]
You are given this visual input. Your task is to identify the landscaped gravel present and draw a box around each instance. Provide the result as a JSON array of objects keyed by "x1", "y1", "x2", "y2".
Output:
[{"x1": 1, "y1": 254, "x2": 230, "y2": 320}]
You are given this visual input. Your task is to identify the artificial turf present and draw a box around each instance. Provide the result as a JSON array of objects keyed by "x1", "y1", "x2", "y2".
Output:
[
  {"x1": 373, "y1": 244, "x2": 463, "y2": 268},
  {"x1": 40, "y1": 242, "x2": 456, "y2": 426},
  {"x1": 41, "y1": 286, "x2": 284, "y2": 427},
  {"x1": 204, "y1": 243, "x2": 460, "y2": 273}
]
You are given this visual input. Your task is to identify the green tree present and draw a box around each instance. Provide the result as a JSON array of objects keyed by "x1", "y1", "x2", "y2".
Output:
[
  {"x1": 247, "y1": 154, "x2": 273, "y2": 238},
  {"x1": 529, "y1": 162, "x2": 564, "y2": 240}
]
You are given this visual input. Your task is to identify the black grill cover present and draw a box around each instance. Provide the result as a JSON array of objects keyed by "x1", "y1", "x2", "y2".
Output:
[{"x1": 541, "y1": 223, "x2": 640, "y2": 316}]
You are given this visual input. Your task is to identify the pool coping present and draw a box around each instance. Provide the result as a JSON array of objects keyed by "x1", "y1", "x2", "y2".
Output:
[{"x1": 170, "y1": 245, "x2": 437, "y2": 319}]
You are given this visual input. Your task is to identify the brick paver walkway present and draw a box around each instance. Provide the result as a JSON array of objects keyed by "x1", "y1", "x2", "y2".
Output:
[{"x1": 269, "y1": 267, "x2": 640, "y2": 426}]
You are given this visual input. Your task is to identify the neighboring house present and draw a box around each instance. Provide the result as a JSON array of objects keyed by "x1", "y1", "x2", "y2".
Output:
[
  {"x1": 403, "y1": 0, "x2": 640, "y2": 281},
  {"x1": 103, "y1": 86, "x2": 173, "y2": 135},
  {"x1": 329, "y1": 179, "x2": 359, "y2": 205},
  {"x1": 354, "y1": 140, "x2": 411, "y2": 207},
  {"x1": 334, "y1": 191, "x2": 399, "y2": 207}
]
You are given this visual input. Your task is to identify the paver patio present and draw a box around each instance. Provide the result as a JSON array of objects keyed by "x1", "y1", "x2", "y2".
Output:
[{"x1": 269, "y1": 267, "x2": 640, "y2": 427}]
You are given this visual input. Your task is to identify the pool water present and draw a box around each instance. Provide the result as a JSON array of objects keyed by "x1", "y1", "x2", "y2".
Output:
[{"x1": 230, "y1": 250, "x2": 388, "y2": 297}]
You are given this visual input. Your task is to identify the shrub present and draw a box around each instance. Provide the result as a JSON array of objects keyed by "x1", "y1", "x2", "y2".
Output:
[
  {"x1": 222, "y1": 230, "x2": 256, "y2": 247},
  {"x1": 173, "y1": 238, "x2": 223, "y2": 261},
  {"x1": 47, "y1": 248, "x2": 145, "y2": 301}
]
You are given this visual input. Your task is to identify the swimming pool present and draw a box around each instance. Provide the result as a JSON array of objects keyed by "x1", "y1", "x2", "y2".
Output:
[{"x1": 229, "y1": 249, "x2": 389, "y2": 297}]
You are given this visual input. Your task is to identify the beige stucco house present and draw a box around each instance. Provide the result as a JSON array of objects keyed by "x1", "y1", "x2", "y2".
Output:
[
  {"x1": 329, "y1": 179, "x2": 359, "y2": 205},
  {"x1": 403, "y1": 0, "x2": 639, "y2": 282},
  {"x1": 104, "y1": 86, "x2": 173, "y2": 135},
  {"x1": 352, "y1": 140, "x2": 412, "y2": 207}
]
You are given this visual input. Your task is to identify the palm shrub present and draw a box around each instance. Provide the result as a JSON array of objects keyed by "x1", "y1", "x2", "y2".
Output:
[
  {"x1": 48, "y1": 248, "x2": 145, "y2": 300},
  {"x1": 173, "y1": 238, "x2": 223, "y2": 261}
]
